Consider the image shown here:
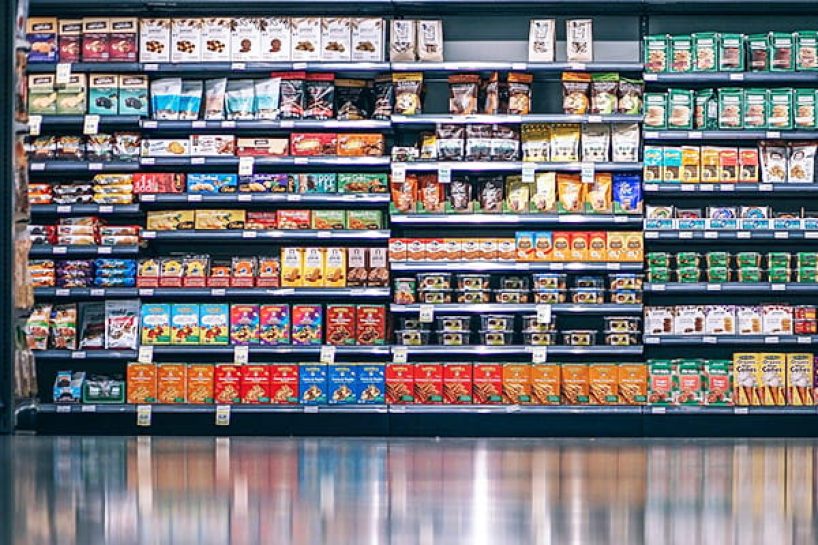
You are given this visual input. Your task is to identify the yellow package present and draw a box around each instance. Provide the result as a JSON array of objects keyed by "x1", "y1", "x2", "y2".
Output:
[
  {"x1": 681, "y1": 146, "x2": 700, "y2": 183},
  {"x1": 586, "y1": 173, "x2": 612, "y2": 214},
  {"x1": 733, "y1": 353, "x2": 760, "y2": 406},
  {"x1": 281, "y1": 247, "x2": 304, "y2": 287},
  {"x1": 606, "y1": 232, "x2": 626, "y2": 261},
  {"x1": 505, "y1": 176, "x2": 529, "y2": 213},
  {"x1": 303, "y1": 247, "x2": 325, "y2": 287},
  {"x1": 786, "y1": 353, "x2": 814, "y2": 406},
  {"x1": 760, "y1": 353, "x2": 786, "y2": 406},
  {"x1": 146, "y1": 210, "x2": 195, "y2": 231},
  {"x1": 700, "y1": 146, "x2": 721, "y2": 182},
  {"x1": 557, "y1": 174, "x2": 584, "y2": 213},
  {"x1": 549, "y1": 124, "x2": 580, "y2": 162},
  {"x1": 624, "y1": 232, "x2": 644, "y2": 262},
  {"x1": 194, "y1": 209, "x2": 246, "y2": 230},
  {"x1": 324, "y1": 247, "x2": 347, "y2": 287},
  {"x1": 530, "y1": 172, "x2": 556, "y2": 213}
]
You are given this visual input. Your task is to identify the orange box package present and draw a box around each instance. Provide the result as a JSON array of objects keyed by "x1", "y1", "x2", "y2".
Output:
[
  {"x1": 186, "y1": 364, "x2": 215, "y2": 404},
  {"x1": 531, "y1": 363, "x2": 561, "y2": 404},
  {"x1": 551, "y1": 232, "x2": 571, "y2": 261},
  {"x1": 214, "y1": 363, "x2": 242, "y2": 404},
  {"x1": 473, "y1": 363, "x2": 503, "y2": 404},
  {"x1": 157, "y1": 363, "x2": 186, "y2": 404},
  {"x1": 127, "y1": 362, "x2": 157, "y2": 404},
  {"x1": 386, "y1": 363, "x2": 414, "y2": 404},
  {"x1": 241, "y1": 364, "x2": 271, "y2": 403},
  {"x1": 443, "y1": 363, "x2": 473, "y2": 404},
  {"x1": 618, "y1": 363, "x2": 647, "y2": 405},
  {"x1": 570, "y1": 232, "x2": 589, "y2": 261},
  {"x1": 502, "y1": 363, "x2": 532, "y2": 404},
  {"x1": 606, "y1": 232, "x2": 626, "y2": 261},
  {"x1": 561, "y1": 363, "x2": 590, "y2": 404},
  {"x1": 588, "y1": 231, "x2": 607, "y2": 261},
  {"x1": 414, "y1": 363, "x2": 443, "y2": 404},
  {"x1": 589, "y1": 363, "x2": 619, "y2": 405},
  {"x1": 270, "y1": 364, "x2": 299, "y2": 404}
]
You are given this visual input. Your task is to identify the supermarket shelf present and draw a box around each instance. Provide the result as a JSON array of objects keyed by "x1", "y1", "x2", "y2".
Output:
[
  {"x1": 37, "y1": 403, "x2": 388, "y2": 414},
  {"x1": 30, "y1": 204, "x2": 140, "y2": 215},
  {"x1": 29, "y1": 161, "x2": 139, "y2": 173},
  {"x1": 140, "y1": 156, "x2": 391, "y2": 168},
  {"x1": 644, "y1": 335, "x2": 818, "y2": 345},
  {"x1": 390, "y1": 213, "x2": 642, "y2": 226},
  {"x1": 644, "y1": 129, "x2": 818, "y2": 141},
  {"x1": 389, "y1": 405, "x2": 644, "y2": 414},
  {"x1": 27, "y1": 61, "x2": 391, "y2": 74},
  {"x1": 34, "y1": 345, "x2": 391, "y2": 360},
  {"x1": 34, "y1": 287, "x2": 390, "y2": 299},
  {"x1": 390, "y1": 61, "x2": 644, "y2": 73},
  {"x1": 644, "y1": 230, "x2": 818, "y2": 241},
  {"x1": 399, "y1": 345, "x2": 643, "y2": 355},
  {"x1": 29, "y1": 245, "x2": 140, "y2": 257},
  {"x1": 647, "y1": 406, "x2": 818, "y2": 415},
  {"x1": 34, "y1": 116, "x2": 392, "y2": 132},
  {"x1": 397, "y1": 161, "x2": 642, "y2": 172},
  {"x1": 390, "y1": 303, "x2": 642, "y2": 314},
  {"x1": 644, "y1": 71, "x2": 818, "y2": 84},
  {"x1": 392, "y1": 113, "x2": 643, "y2": 125},
  {"x1": 391, "y1": 261, "x2": 643, "y2": 272},
  {"x1": 141, "y1": 229, "x2": 390, "y2": 242},
  {"x1": 140, "y1": 193, "x2": 390, "y2": 206},
  {"x1": 645, "y1": 282, "x2": 818, "y2": 294},
  {"x1": 644, "y1": 183, "x2": 818, "y2": 195}
]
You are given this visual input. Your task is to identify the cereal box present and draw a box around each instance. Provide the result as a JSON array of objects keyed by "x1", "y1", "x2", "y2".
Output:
[
  {"x1": 292, "y1": 304, "x2": 322, "y2": 345},
  {"x1": 214, "y1": 364, "x2": 242, "y2": 404},
  {"x1": 127, "y1": 362, "x2": 157, "y2": 404},
  {"x1": 551, "y1": 232, "x2": 571, "y2": 262},
  {"x1": 303, "y1": 248, "x2": 325, "y2": 287},
  {"x1": 675, "y1": 359, "x2": 704, "y2": 405},
  {"x1": 328, "y1": 363, "x2": 358, "y2": 404},
  {"x1": 531, "y1": 363, "x2": 561, "y2": 404},
  {"x1": 356, "y1": 305, "x2": 386, "y2": 345},
  {"x1": 299, "y1": 363, "x2": 328, "y2": 404},
  {"x1": 443, "y1": 363, "x2": 473, "y2": 404},
  {"x1": 473, "y1": 363, "x2": 503, "y2": 404},
  {"x1": 733, "y1": 353, "x2": 760, "y2": 406},
  {"x1": 386, "y1": 363, "x2": 414, "y2": 403},
  {"x1": 157, "y1": 363, "x2": 186, "y2": 403},
  {"x1": 704, "y1": 360, "x2": 732, "y2": 405},
  {"x1": 186, "y1": 364, "x2": 214, "y2": 404},
  {"x1": 415, "y1": 363, "x2": 443, "y2": 404},
  {"x1": 326, "y1": 305, "x2": 356, "y2": 346},
  {"x1": 618, "y1": 363, "x2": 647, "y2": 404},
  {"x1": 561, "y1": 363, "x2": 589, "y2": 404},
  {"x1": 358, "y1": 364, "x2": 385, "y2": 404},
  {"x1": 787, "y1": 353, "x2": 814, "y2": 405},
  {"x1": 648, "y1": 359, "x2": 673, "y2": 404},
  {"x1": 259, "y1": 304, "x2": 290, "y2": 345},
  {"x1": 140, "y1": 303, "x2": 171, "y2": 345},
  {"x1": 171, "y1": 303, "x2": 200, "y2": 345},
  {"x1": 281, "y1": 247, "x2": 304, "y2": 287},
  {"x1": 760, "y1": 353, "x2": 786, "y2": 406},
  {"x1": 502, "y1": 363, "x2": 532, "y2": 404},
  {"x1": 241, "y1": 364, "x2": 271, "y2": 403},
  {"x1": 230, "y1": 304, "x2": 259, "y2": 345},
  {"x1": 199, "y1": 303, "x2": 229, "y2": 345},
  {"x1": 589, "y1": 363, "x2": 619, "y2": 405},
  {"x1": 270, "y1": 364, "x2": 299, "y2": 404}
]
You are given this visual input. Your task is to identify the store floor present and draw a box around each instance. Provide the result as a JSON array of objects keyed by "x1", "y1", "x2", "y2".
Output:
[{"x1": 5, "y1": 436, "x2": 818, "y2": 545}]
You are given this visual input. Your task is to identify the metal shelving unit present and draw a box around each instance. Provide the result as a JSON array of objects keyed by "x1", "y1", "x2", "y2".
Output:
[
  {"x1": 34, "y1": 115, "x2": 392, "y2": 132},
  {"x1": 391, "y1": 303, "x2": 642, "y2": 314},
  {"x1": 396, "y1": 161, "x2": 642, "y2": 173},
  {"x1": 644, "y1": 183, "x2": 818, "y2": 195},
  {"x1": 643, "y1": 130, "x2": 818, "y2": 141},
  {"x1": 644, "y1": 335, "x2": 818, "y2": 346},
  {"x1": 645, "y1": 283, "x2": 818, "y2": 294},
  {"x1": 644, "y1": 230, "x2": 818, "y2": 241},
  {"x1": 35, "y1": 287, "x2": 390, "y2": 299},
  {"x1": 391, "y1": 261, "x2": 643, "y2": 272},
  {"x1": 141, "y1": 229, "x2": 390, "y2": 242},
  {"x1": 140, "y1": 193, "x2": 390, "y2": 206},
  {"x1": 390, "y1": 214, "x2": 643, "y2": 226}
]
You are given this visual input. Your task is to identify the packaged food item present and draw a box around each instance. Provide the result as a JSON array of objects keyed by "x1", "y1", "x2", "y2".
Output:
[
  {"x1": 566, "y1": 19, "x2": 593, "y2": 62},
  {"x1": 27, "y1": 17, "x2": 59, "y2": 63},
  {"x1": 320, "y1": 18, "x2": 351, "y2": 62},
  {"x1": 199, "y1": 303, "x2": 229, "y2": 345},
  {"x1": 718, "y1": 88, "x2": 743, "y2": 129},
  {"x1": 200, "y1": 17, "x2": 231, "y2": 62},
  {"x1": 389, "y1": 19, "x2": 416, "y2": 62},
  {"x1": 787, "y1": 353, "x2": 814, "y2": 405},
  {"x1": 794, "y1": 88, "x2": 816, "y2": 128},
  {"x1": 185, "y1": 364, "x2": 214, "y2": 404},
  {"x1": 768, "y1": 89, "x2": 793, "y2": 129},
  {"x1": 528, "y1": 19, "x2": 556, "y2": 62},
  {"x1": 611, "y1": 123, "x2": 640, "y2": 163},
  {"x1": 618, "y1": 78, "x2": 643, "y2": 115},
  {"x1": 27, "y1": 74, "x2": 57, "y2": 115},
  {"x1": 719, "y1": 33, "x2": 745, "y2": 71},
  {"x1": 670, "y1": 35, "x2": 693, "y2": 73},
  {"x1": 581, "y1": 124, "x2": 610, "y2": 162},
  {"x1": 747, "y1": 34, "x2": 769, "y2": 72},
  {"x1": 393, "y1": 73, "x2": 423, "y2": 116},
  {"x1": 668, "y1": 89, "x2": 693, "y2": 130},
  {"x1": 561, "y1": 363, "x2": 590, "y2": 404},
  {"x1": 562, "y1": 72, "x2": 590, "y2": 115},
  {"x1": 770, "y1": 32, "x2": 795, "y2": 71},
  {"x1": 140, "y1": 18, "x2": 170, "y2": 62},
  {"x1": 351, "y1": 18, "x2": 384, "y2": 62},
  {"x1": 290, "y1": 17, "x2": 321, "y2": 61},
  {"x1": 693, "y1": 32, "x2": 718, "y2": 71},
  {"x1": 57, "y1": 75, "x2": 87, "y2": 115},
  {"x1": 550, "y1": 124, "x2": 580, "y2": 162},
  {"x1": 797, "y1": 31, "x2": 818, "y2": 71},
  {"x1": 743, "y1": 88, "x2": 767, "y2": 129},
  {"x1": 644, "y1": 93, "x2": 667, "y2": 129},
  {"x1": 171, "y1": 18, "x2": 202, "y2": 63},
  {"x1": 508, "y1": 73, "x2": 534, "y2": 116},
  {"x1": 760, "y1": 353, "x2": 786, "y2": 406},
  {"x1": 127, "y1": 363, "x2": 157, "y2": 404},
  {"x1": 82, "y1": 17, "x2": 110, "y2": 62},
  {"x1": 789, "y1": 143, "x2": 816, "y2": 183},
  {"x1": 502, "y1": 363, "x2": 532, "y2": 404},
  {"x1": 230, "y1": 304, "x2": 259, "y2": 345},
  {"x1": 416, "y1": 20, "x2": 444, "y2": 62},
  {"x1": 694, "y1": 89, "x2": 718, "y2": 129},
  {"x1": 104, "y1": 299, "x2": 139, "y2": 350},
  {"x1": 643, "y1": 35, "x2": 668, "y2": 73},
  {"x1": 140, "y1": 303, "x2": 171, "y2": 345}
]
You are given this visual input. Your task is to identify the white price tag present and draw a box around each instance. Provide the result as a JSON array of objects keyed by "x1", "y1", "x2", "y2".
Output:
[
  {"x1": 438, "y1": 166, "x2": 451, "y2": 184},
  {"x1": 141, "y1": 230, "x2": 156, "y2": 239},
  {"x1": 392, "y1": 346, "x2": 408, "y2": 363},
  {"x1": 29, "y1": 115, "x2": 42, "y2": 136},
  {"x1": 316, "y1": 230, "x2": 332, "y2": 238},
  {"x1": 644, "y1": 73, "x2": 658, "y2": 81},
  {"x1": 141, "y1": 194, "x2": 155, "y2": 202},
  {"x1": 679, "y1": 231, "x2": 693, "y2": 239},
  {"x1": 293, "y1": 157, "x2": 308, "y2": 165},
  {"x1": 187, "y1": 194, "x2": 203, "y2": 202},
  {"x1": 736, "y1": 231, "x2": 751, "y2": 239},
  {"x1": 286, "y1": 194, "x2": 302, "y2": 202},
  {"x1": 536, "y1": 304, "x2": 552, "y2": 324},
  {"x1": 774, "y1": 231, "x2": 789, "y2": 239},
  {"x1": 238, "y1": 156, "x2": 254, "y2": 176},
  {"x1": 231, "y1": 62, "x2": 246, "y2": 71},
  {"x1": 687, "y1": 131, "x2": 702, "y2": 139},
  {"x1": 191, "y1": 120, "x2": 207, "y2": 129},
  {"x1": 807, "y1": 231, "x2": 818, "y2": 239},
  {"x1": 89, "y1": 288, "x2": 104, "y2": 297},
  {"x1": 191, "y1": 157, "x2": 206, "y2": 165},
  {"x1": 138, "y1": 345, "x2": 154, "y2": 364},
  {"x1": 143, "y1": 63, "x2": 159, "y2": 71},
  {"x1": 644, "y1": 336, "x2": 660, "y2": 344},
  {"x1": 81, "y1": 404, "x2": 96, "y2": 413},
  {"x1": 55, "y1": 288, "x2": 70, "y2": 297},
  {"x1": 522, "y1": 163, "x2": 536, "y2": 183},
  {"x1": 587, "y1": 114, "x2": 603, "y2": 123},
  {"x1": 702, "y1": 336, "x2": 717, "y2": 344},
  {"x1": 706, "y1": 284, "x2": 722, "y2": 291},
  {"x1": 771, "y1": 284, "x2": 786, "y2": 291},
  {"x1": 766, "y1": 131, "x2": 781, "y2": 139},
  {"x1": 83, "y1": 115, "x2": 100, "y2": 135},
  {"x1": 137, "y1": 405, "x2": 152, "y2": 427},
  {"x1": 57, "y1": 405, "x2": 71, "y2": 413},
  {"x1": 764, "y1": 336, "x2": 779, "y2": 344},
  {"x1": 53, "y1": 246, "x2": 67, "y2": 255},
  {"x1": 511, "y1": 62, "x2": 527, "y2": 70},
  {"x1": 532, "y1": 346, "x2": 547, "y2": 363},
  {"x1": 31, "y1": 163, "x2": 45, "y2": 171},
  {"x1": 88, "y1": 163, "x2": 103, "y2": 171},
  {"x1": 242, "y1": 230, "x2": 258, "y2": 239},
  {"x1": 704, "y1": 231, "x2": 717, "y2": 239},
  {"x1": 280, "y1": 120, "x2": 295, "y2": 129},
  {"x1": 215, "y1": 405, "x2": 231, "y2": 426},
  {"x1": 721, "y1": 184, "x2": 735, "y2": 191},
  {"x1": 98, "y1": 205, "x2": 113, "y2": 214},
  {"x1": 734, "y1": 407, "x2": 749, "y2": 414},
  {"x1": 798, "y1": 336, "x2": 813, "y2": 344},
  {"x1": 211, "y1": 288, "x2": 226, "y2": 296},
  {"x1": 138, "y1": 288, "x2": 154, "y2": 296},
  {"x1": 651, "y1": 406, "x2": 666, "y2": 414},
  {"x1": 419, "y1": 304, "x2": 434, "y2": 323},
  {"x1": 651, "y1": 283, "x2": 666, "y2": 291},
  {"x1": 293, "y1": 62, "x2": 307, "y2": 70},
  {"x1": 568, "y1": 62, "x2": 586, "y2": 70},
  {"x1": 391, "y1": 163, "x2": 406, "y2": 183},
  {"x1": 580, "y1": 162, "x2": 595, "y2": 183},
  {"x1": 141, "y1": 157, "x2": 155, "y2": 166},
  {"x1": 645, "y1": 231, "x2": 658, "y2": 239},
  {"x1": 700, "y1": 184, "x2": 714, "y2": 191},
  {"x1": 55, "y1": 63, "x2": 71, "y2": 85},
  {"x1": 304, "y1": 405, "x2": 319, "y2": 413},
  {"x1": 237, "y1": 194, "x2": 252, "y2": 202},
  {"x1": 141, "y1": 120, "x2": 158, "y2": 129},
  {"x1": 234, "y1": 345, "x2": 249, "y2": 365},
  {"x1": 320, "y1": 345, "x2": 336, "y2": 364},
  {"x1": 221, "y1": 120, "x2": 236, "y2": 129},
  {"x1": 729, "y1": 73, "x2": 745, "y2": 81},
  {"x1": 97, "y1": 246, "x2": 112, "y2": 254},
  {"x1": 56, "y1": 205, "x2": 71, "y2": 214},
  {"x1": 680, "y1": 184, "x2": 695, "y2": 192},
  {"x1": 644, "y1": 183, "x2": 659, "y2": 192},
  {"x1": 759, "y1": 184, "x2": 773, "y2": 192}
]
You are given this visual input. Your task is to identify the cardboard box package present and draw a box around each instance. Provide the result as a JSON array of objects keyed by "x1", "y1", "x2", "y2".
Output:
[
  {"x1": 328, "y1": 363, "x2": 357, "y2": 404},
  {"x1": 704, "y1": 360, "x2": 732, "y2": 405},
  {"x1": 58, "y1": 19, "x2": 82, "y2": 63},
  {"x1": 561, "y1": 363, "x2": 589, "y2": 404},
  {"x1": 241, "y1": 365, "x2": 271, "y2": 403},
  {"x1": 443, "y1": 363, "x2": 473, "y2": 404},
  {"x1": 786, "y1": 353, "x2": 814, "y2": 405},
  {"x1": 171, "y1": 303, "x2": 200, "y2": 345},
  {"x1": 157, "y1": 363, "x2": 186, "y2": 403},
  {"x1": 140, "y1": 303, "x2": 171, "y2": 345},
  {"x1": 127, "y1": 362, "x2": 157, "y2": 404},
  {"x1": 648, "y1": 359, "x2": 673, "y2": 404},
  {"x1": 140, "y1": 18, "x2": 171, "y2": 62},
  {"x1": 214, "y1": 363, "x2": 242, "y2": 404},
  {"x1": 82, "y1": 18, "x2": 110, "y2": 62},
  {"x1": 299, "y1": 363, "x2": 328, "y2": 404},
  {"x1": 733, "y1": 353, "x2": 760, "y2": 406},
  {"x1": 186, "y1": 364, "x2": 214, "y2": 404},
  {"x1": 414, "y1": 363, "x2": 443, "y2": 404},
  {"x1": 760, "y1": 353, "x2": 786, "y2": 406},
  {"x1": 589, "y1": 363, "x2": 619, "y2": 405},
  {"x1": 27, "y1": 17, "x2": 59, "y2": 63},
  {"x1": 109, "y1": 17, "x2": 138, "y2": 61},
  {"x1": 386, "y1": 363, "x2": 414, "y2": 403},
  {"x1": 358, "y1": 364, "x2": 386, "y2": 404},
  {"x1": 171, "y1": 18, "x2": 202, "y2": 63},
  {"x1": 201, "y1": 18, "x2": 231, "y2": 62},
  {"x1": 502, "y1": 363, "x2": 532, "y2": 404},
  {"x1": 473, "y1": 363, "x2": 502, "y2": 403},
  {"x1": 270, "y1": 364, "x2": 299, "y2": 404},
  {"x1": 618, "y1": 363, "x2": 647, "y2": 405},
  {"x1": 531, "y1": 363, "x2": 561, "y2": 404}
]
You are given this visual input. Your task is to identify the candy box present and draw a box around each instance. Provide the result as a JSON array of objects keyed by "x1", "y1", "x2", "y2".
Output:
[
  {"x1": 358, "y1": 363, "x2": 386, "y2": 404},
  {"x1": 270, "y1": 364, "x2": 299, "y2": 404},
  {"x1": 56, "y1": 74, "x2": 87, "y2": 116},
  {"x1": 325, "y1": 247, "x2": 347, "y2": 288},
  {"x1": 186, "y1": 364, "x2": 214, "y2": 403},
  {"x1": 299, "y1": 363, "x2": 328, "y2": 404},
  {"x1": 187, "y1": 173, "x2": 238, "y2": 194},
  {"x1": 28, "y1": 74, "x2": 57, "y2": 115},
  {"x1": 199, "y1": 303, "x2": 229, "y2": 345},
  {"x1": 276, "y1": 210, "x2": 311, "y2": 230},
  {"x1": 531, "y1": 363, "x2": 561, "y2": 404},
  {"x1": 259, "y1": 304, "x2": 290, "y2": 345},
  {"x1": 157, "y1": 363, "x2": 186, "y2": 403},
  {"x1": 328, "y1": 363, "x2": 358, "y2": 404},
  {"x1": 291, "y1": 133, "x2": 338, "y2": 156},
  {"x1": 82, "y1": 17, "x2": 111, "y2": 62},
  {"x1": 296, "y1": 173, "x2": 337, "y2": 193},
  {"x1": 201, "y1": 17, "x2": 232, "y2": 62},
  {"x1": 27, "y1": 17, "x2": 59, "y2": 63},
  {"x1": 241, "y1": 364, "x2": 271, "y2": 403},
  {"x1": 292, "y1": 304, "x2": 323, "y2": 345},
  {"x1": 281, "y1": 247, "x2": 304, "y2": 287},
  {"x1": 58, "y1": 19, "x2": 82, "y2": 63},
  {"x1": 704, "y1": 360, "x2": 732, "y2": 406},
  {"x1": 230, "y1": 304, "x2": 260, "y2": 345},
  {"x1": 473, "y1": 363, "x2": 503, "y2": 404},
  {"x1": 338, "y1": 173, "x2": 388, "y2": 193},
  {"x1": 386, "y1": 363, "x2": 414, "y2": 403},
  {"x1": 140, "y1": 303, "x2": 171, "y2": 345},
  {"x1": 171, "y1": 303, "x2": 200, "y2": 344},
  {"x1": 356, "y1": 305, "x2": 386, "y2": 345},
  {"x1": 414, "y1": 363, "x2": 444, "y2": 404},
  {"x1": 326, "y1": 305, "x2": 356, "y2": 346},
  {"x1": 502, "y1": 363, "x2": 532, "y2": 404},
  {"x1": 171, "y1": 18, "x2": 202, "y2": 63},
  {"x1": 140, "y1": 18, "x2": 171, "y2": 63},
  {"x1": 239, "y1": 173, "x2": 289, "y2": 193},
  {"x1": 126, "y1": 363, "x2": 156, "y2": 404},
  {"x1": 443, "y1": 363, "x2": 473, "y2": 404},
  {"x1": 109, "y1": 17, "x2": 139, "y2": 61},
  {"x1": 347, "y1": 210, "x2": 383, "y2": 230},
  {"x1": 214, "y1": 363, "x2": 242, "y2": 404},
  {"x1": 88, "y1": 74, "x2": 119, "y2": 116},
  {"x1": 118, "y1": 75, "x2": 149, "y2": 116}
]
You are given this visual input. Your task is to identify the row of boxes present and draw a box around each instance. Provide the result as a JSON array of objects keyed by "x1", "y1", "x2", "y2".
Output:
[
  {"x1": 643, "y1": 146, "x2": 759, "y2": 184},
  {"x1": 28, "y1": 74, "x2": 148, "y2": 116},
  {"x1": 144, "y1": 209, "x2": 382, "y2": 231}
]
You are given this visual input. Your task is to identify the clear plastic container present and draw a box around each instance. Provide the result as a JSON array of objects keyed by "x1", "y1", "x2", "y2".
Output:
[
  {"x1": 562, "y1": 329, "x2": 597, "y2": 346},
  {"x1": 610, "y1": 290, "x2": 642, "y2": 304},
  {"x1": 604, "y1": 330, "x2": 640, "y2": 346},
  {"x1": 417, "y1": 272, "x2": 452, "y2": 290},
  {"x1": 456, "y1": 273, "x2": 492, "y2": 290},
  {"x1": 397, "y1": 317, "x2": 430, "y2": 330},
  {"x1": 570, "y1": 288, "x2": 604, "y2": 304},
  {"x1": 480, "y1": 314, "x2": 515, "y2": 331},
  {"x1": 396, "y1": 329, "x2": 430, "y2": 346},
  {"x1": 480, "y1": 330, "x2": 515, "y2": 346},
  {"x1": 521, "y1": 315, "x2": 558, "y2": 332},
  {"x1": 604, "y1": 316, "x2": 642, "y2": 333},
  {"x1": 574, "y1": 275, "x2": 605, "y2": 288},
  {"x1": 532, "y1": 273, "x2": 567, "y2": 290},
  {"x1": 456, "y1": 290, "x2": 491, "y2": 304},
  {"x1": 523, "y1": 331, "x2": 558, "y2": 346},
  {"x1": 533, "y1": 289, "x2": 567, "y2": 304},
  {"x1": 436, "y1": 331, "x2": 473, "y2": 346},
  {"x1": 608, "y1": 273, "x2": 643, "y2": 291},
  {"x1": 435, "y1": 315, "x2": 471, "y2": 332},
  {"x1": 417, "y1": 289, "x2": 452, "y2": 304},
  {"x1": 499, "y1": 275, "x2": 530, "y2": 290},
  {"x1": 495, "y1": 289, "x2": 531, "y2": 304}
]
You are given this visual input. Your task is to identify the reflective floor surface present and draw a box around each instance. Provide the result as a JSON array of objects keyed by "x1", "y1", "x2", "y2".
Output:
[{"x1": 4, "y1": 436, "x2": 818, "y2": 545}]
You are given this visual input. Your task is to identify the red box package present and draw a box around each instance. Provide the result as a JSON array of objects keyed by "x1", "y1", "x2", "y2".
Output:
[
  {"x1": 244, "y1": 211, "x2": 278, "y2": 231},
  {"x1": 326, "y1": 305, "x2": 356, "y2": 346},
  {"x1": 241, "y1": 364, "x2": 271, "y2": 404},
  {"x1": 236, "y1": 138, "x2": 289, "y2": 157},
  {"x1": 82, "y1": 18, "x2": 110, "y2": 62},
  {"x1": 270, "y1": 364, "x2": 299, "y2": 404},
  {"x1": 443, "y1": 363, "x2": 473, "y2": 404},
  {"x1": 214, "y1": 363, "x2": 242, "y2": 404},
  {"x1": 276, "y1": 210, "x2": 311, "y2": 230},
  {"x1": 386, "y1": 364, "x2": 414, "y2": 404},
  {"x1": 473, "y1": 363, "x2": 503, "y2": 404},
  {"x1": 355, "y1": 305, "x2": 386, "y2": 345},
  {"x1": 414, "y1": 363, "x2": 443, "y2": 404},
  {"x1": 207, "y1": 261, "x2": 231, "y2": 288},
  {"x1": 290, "y1": 133, "x2": 338, "y2": 156},
  {"x1": 109, "y1": 17, "x2": 138, "y2": 61},
  {"x1": 255, "y1": 257, "x2": 280, "y2": 288},
  {"x1": 133, "y1": 173, "x2": 185, "y2": 194}
]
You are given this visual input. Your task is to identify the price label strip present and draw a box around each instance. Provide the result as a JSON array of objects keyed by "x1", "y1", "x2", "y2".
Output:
[
  {"x1": 136, "y1": 405, "x2": 152, "y2": 427},
  {"x1": 320, "y1": 345, "x2": 336, "y2": 364},
  {"x1": 392, "y1": 345, "x2": 408, "y2": 363},
  {"x1": 215, "y1": 405, "x2": 231, "y2": 426},
  {"x1": 234, "y1": 345, "x2": 249, "y2": 365}
]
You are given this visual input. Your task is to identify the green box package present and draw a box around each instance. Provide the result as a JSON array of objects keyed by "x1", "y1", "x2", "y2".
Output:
[
  {"x1": 707, "y1": 251, "x2": 730, "y2": 268},
  {"x1": 769, "y1": 267, "x2": 790, "y2": 283},
  {"x1": 677, "y1": 267, "x2": 701, "y2": 283},
  {"x1": 643, "y1": 34, "x2": 669, "y2": 73},
  {"x1": 118, "y1": 75, "x2": 149, "y2": 116},
  {"x1": 88, "y1": 74, "x2": 118, "y2": 115},
  {"x1": 798, "y1": 267, "x2": 818, "y2": 283},
  {"x1": 719, "y1": 33, "x2": 745, "y2": 72},
  {"x1": 668, "y1": 89, "x2": 694, "y2": 130},
  {"x1": 347, "y1": 210, "x2": 383, "y2": 229},
  {"x1": 797, "y1": 31, "x2": 818, "y2": 71},
  {"x1": 737, "y1": 267, "x2": 762, "y2": 282},
  {"x1": 768, "y1": 89, "x2": 793, "y2": 129},
  {"x1": 676, "y1": 360, "x2": 704, "y2": 405},
  {"x1": 647, "y1": 252, "x2": 671, "y2": 267},
  {"x1": 644, "y1": 93, "x2": 668, "y2": 129},
  {"x1": 706, "y1": 267, "x2": 730, "y2": 283},
  {"x1": 694, "y1": 89, "x2": 718, "y2": 129},
  {"x1": 647, "y1": 267, "x2": 671, "y2": 283},
  {"x1": 670, "y1": 35, "x2": 694, "y2": 73},
  {"x1": 797, "y1": 252, "x2": 818, "y2": 267},
  {"x1": 311, "y1": 210, "x2": 347, "y2": 230},
  {"x1": 743, "y1": 89, "x2": 768, "y2": 129},
  {"x1": 693, "y1": 32, "x2": 719, "y2": 71},
  {"x1": 28, "y1": 74, "x2": 57, "y2": 115},
  {"x1": 794, "y1": 89, "x2": 816, "y2": 128},
  {"x1": 56, "y1": 74, "x2": 87, "y2": 115},
  {"x1": 677, "y1": 252, "x2": 701, "y2": 267},
  {"x1": 769, "y1": 32, "x2": 795, "y2": 71},
  {"x1": 337, "y1": 173, "x2": 387, "y2": 193},
  {"x1": 768, "y1": 252, "x2": 791, "y2": 268},
  {"x1": 718, "y1": 88, "x2": 744, "y2": 130},
  {"x1": 735, "y1": 252, "x2": 760, "y2": 267}
]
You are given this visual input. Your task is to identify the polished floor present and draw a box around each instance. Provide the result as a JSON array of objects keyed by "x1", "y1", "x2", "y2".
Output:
[{"x1": 4, "y1": 436, "x2": 818, "y2": 545}]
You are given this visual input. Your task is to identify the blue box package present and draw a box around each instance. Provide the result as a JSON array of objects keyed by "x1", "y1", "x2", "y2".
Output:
[
  {"x1": 27, "y1": 17, "x2": 58, "y2": 63},
  {"x1": 53, "y1": 371, "x2": 85, "y2": 403},
  {"x1": 118, "y1": 75, "x2": 149, "y2": 116},
  {"x1": 299, "y1": 363, "x2": 327, "y2": 405},
  {"x1": 238, "y1": 173, "x2": 290, "y2": 192},
  {"x1": 187, "y1": 173, "x2": 238, "y2": 193},
  {"x1": 328, "y1": 363, "x2": 358, "y2": 404},
  {"x1": 89, "y1": 74, "x2": 119, "y2": 115},
  {"x1": 357, "y1": 363, "x2": 385, "y2": 404}
]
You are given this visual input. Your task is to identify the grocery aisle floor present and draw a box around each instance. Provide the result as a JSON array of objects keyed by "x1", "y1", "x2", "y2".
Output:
[{"x1": 6, "y1": 436, "x2": 818, "y2": 545}]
